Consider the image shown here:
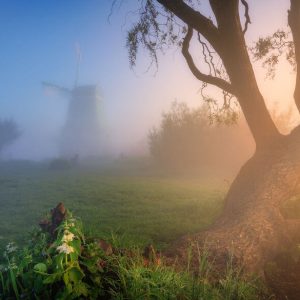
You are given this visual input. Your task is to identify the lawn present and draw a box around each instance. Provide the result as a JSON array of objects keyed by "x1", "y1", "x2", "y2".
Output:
[
  {"x1": 0, "y1": 161, "x2": 225, "y2": 250},
  {"x1": 2, "y1": 161, "x2": 297, "y2": 299}
]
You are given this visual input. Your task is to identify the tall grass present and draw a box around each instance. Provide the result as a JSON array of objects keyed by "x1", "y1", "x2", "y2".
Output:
[{"x1": 103, "y1": 238, "x2": 265, "y2": 300}]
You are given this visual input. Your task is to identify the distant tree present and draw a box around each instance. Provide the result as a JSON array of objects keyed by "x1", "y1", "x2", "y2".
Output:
[
  {"x1": 149, "y1": 101, "x2": 253, "y2": 172},
  {"x1": 0, "y1": 119, "x2": 21, "y2": 155}
]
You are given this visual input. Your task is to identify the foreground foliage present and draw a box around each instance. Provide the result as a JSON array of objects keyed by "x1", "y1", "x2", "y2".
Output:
[{"x1": 0, "y1": 207, "x2": 265, "y2": 299}]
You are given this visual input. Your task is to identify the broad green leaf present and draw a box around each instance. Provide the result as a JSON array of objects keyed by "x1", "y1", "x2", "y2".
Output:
[{"x1": 34, "y1": 263, "x2": 47, "y2": 273}]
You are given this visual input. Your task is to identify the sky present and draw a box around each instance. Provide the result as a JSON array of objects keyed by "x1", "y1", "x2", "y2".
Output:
[{"x1": 0, "y1": 0, "x2": 296, "y2": 160}]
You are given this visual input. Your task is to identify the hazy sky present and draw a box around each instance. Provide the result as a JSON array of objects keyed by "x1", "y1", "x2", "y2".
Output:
[{"x1": 0, "y1": 0, "x2": 296, "y2": 160}]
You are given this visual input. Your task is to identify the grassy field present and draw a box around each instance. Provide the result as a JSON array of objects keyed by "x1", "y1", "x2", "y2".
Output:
[
  {"x1": 0, "y1": 161, "x2": 226, "y2": 250},
  {"x1": 2, "y1": 161, "x2": 300, "y2": 299}
]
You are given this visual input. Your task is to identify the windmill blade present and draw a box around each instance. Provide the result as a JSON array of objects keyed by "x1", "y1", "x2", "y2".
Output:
[
  {"x1": 42, "y1": 82, "x2": 71, "y2": 97},
  {"x1": 74, "y1": 42, "x2": 82, "y2": 87}
]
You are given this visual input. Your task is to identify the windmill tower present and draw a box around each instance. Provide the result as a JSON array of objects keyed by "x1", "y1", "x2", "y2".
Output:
[
  {"x1": 43, "y1": 82, "x2": 104, "y2": 158},
  {"x1": 43, "y1": 48, "x2": 104, "y2": 158}
]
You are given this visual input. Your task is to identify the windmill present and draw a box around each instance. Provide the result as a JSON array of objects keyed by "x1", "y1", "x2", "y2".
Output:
[{"x1": 43, "y1": 46, "x2": 104, "y2": 158}]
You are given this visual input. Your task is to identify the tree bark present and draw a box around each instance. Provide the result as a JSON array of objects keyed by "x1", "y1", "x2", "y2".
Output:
[
  {"x1": 209, "y1": 0, "x2": 280, "y2": 148},
  {"x1": 289, "y1": 0, "x2": 300, "y2": 112},
  {"x1": 165, "y1": 126, "x2": 300, "y2": 274}
]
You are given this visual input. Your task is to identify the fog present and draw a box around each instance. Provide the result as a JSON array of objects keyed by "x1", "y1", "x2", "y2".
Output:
[{"x1": 0, "y1": 0, "x2": 297, "y2": 172}]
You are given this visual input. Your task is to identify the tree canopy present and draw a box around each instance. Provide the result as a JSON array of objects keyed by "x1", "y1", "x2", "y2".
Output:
[{"x1": 126, "y1": 0, "x2": 300, "y2": 149}]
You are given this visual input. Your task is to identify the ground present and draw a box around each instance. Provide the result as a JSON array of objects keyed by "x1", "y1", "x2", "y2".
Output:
[
  {"x1": 2, "y1": 160, "x2": 300, "y2": 298},
  {"x1": 0, "y1": 160, "x2": 225, "y2": 250}
]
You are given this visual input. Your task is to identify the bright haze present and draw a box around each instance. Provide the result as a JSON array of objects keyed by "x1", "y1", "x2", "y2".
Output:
[{"x1": 0, "y1": 0, "x2": 295, "y2": 161}]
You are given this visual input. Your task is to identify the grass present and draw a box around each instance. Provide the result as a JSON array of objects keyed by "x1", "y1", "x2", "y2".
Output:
[
  {"x1": 0, "y1": 161, "x2": 225, "y2": 250},
  {"x1": 0, "y1": 161, "x2": 276, "y2": 299},
  {"x1": 104, "y1": 248, "x2": 262, "y2": 300},
  {"x1": 0, "y1": 208, "x2": 265, "y2": 300}
]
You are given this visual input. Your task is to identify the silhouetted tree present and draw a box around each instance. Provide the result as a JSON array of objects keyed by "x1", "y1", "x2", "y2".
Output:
[
  {"x1": 0, "y1": 119, "x2": 21, "y2": 155},
  {"x1": 125, "y1": 0, "x2": 300, "y2": 273}
]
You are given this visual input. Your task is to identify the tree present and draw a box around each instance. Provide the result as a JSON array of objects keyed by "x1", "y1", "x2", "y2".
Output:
[
  {"x1": 124, "y1": 0, "x2": 300, "y2": 274},
  {"x1": 148, "y1": 101, "x2": 254, "y2": 173},
  {"x1": 0, "y1": 119, "x2": 21, "y2": 155}
]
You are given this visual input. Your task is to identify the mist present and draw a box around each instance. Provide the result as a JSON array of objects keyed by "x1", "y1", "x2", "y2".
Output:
[
  {"x1": 0, "y1": 0, "x2": 294, "y2": 169},
  {"x1": 2, "y1": 2, "x2": 300, "y2": 299}
]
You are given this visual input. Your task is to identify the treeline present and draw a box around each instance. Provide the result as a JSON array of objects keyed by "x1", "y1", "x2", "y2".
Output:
[
  {"x1": 0, "y1": 119, "x2": 21, "y2": 156},
  {"x1": 148, "y1": 101, "x2": 295, "y2": 175}
]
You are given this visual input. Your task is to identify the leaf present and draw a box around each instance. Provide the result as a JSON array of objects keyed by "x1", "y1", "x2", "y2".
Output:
[
  {"x1": 69, "y1": 239, "x2": 81, "y2": 254},
  {"x1": 69, "y1": 252, "x2": 78, "y2": 263},
  {"x1": 33, "y1": 275, "x2": 44, "y2": 294},
  {"x1": 54, "y1": 253, "x2": 65, "y2": 271},
  {"x1": 6, "y1": 257, "x2": 19, "y2": 300},
  {"x1": 68, "y1": 267, "x2": 84, "y2": 283},
  {"x1": 73, "y1": 281, "x2": 89, "y2": 297},
  {"x1": 43, "y1": 273, "x2": 61, "y2": 284},
  {"x1": 34, "y1": 263, "x2": 47, "y2": 273}
]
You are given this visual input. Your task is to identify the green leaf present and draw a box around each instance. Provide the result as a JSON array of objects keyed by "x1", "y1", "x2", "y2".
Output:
[
  {"x1": 69, "y1": 252, "x2": 78, "y2": 262},
  {"x1": 7, "y1": 257, "x2": 20, "y2": 300},
  {"x1": 54, "y1": 253, "x2": 65, "y2": 271},
  {"x1": 68, "y1": 267, "x2": 84, "y2": 283},
  {"x1": 34, "y1": 263, "x2": 47, "y2": 273},
  {"x1": 73, "y1": 281, "x2": 89, "y2": 297},
  {"x1": 33, "y1": 275, "x2": 44, "y2": 294},
  {"x1": 43, "y1": 272, "x2": 61, "y2": 284},
  {"x1": 70, "y1": 239, "x2": 81, "y2": 254}
]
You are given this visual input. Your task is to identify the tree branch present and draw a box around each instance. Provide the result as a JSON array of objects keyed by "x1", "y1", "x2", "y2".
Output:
[
  {"x1": 156, "y1": 0, "x2": 221, "y2": 52},
  {"x1": 182, "y1": 27, "x2": 236, "y2": 96},
  {"x1": 197, "y1": 33, "x2": 217, "y2": 76},
  {"x1": 241, "y1": 0, "x2": 251, "y2": 34}
]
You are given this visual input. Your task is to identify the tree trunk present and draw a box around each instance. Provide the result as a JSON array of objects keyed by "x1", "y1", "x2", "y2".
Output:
[
  {"x1": 289, "y1": 0, "x2": 300, "y2": 112},
  {"x1": 156, "y1": 0, "x2": 300, "y2": 281},
  {"x1": 164, "y1": 126, "x2": 300, "y2": 275}
]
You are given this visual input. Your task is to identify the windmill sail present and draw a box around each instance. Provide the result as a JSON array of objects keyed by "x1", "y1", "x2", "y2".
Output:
[{"x1": 42, "y1": 82, "x2": 71, "y2": 98}]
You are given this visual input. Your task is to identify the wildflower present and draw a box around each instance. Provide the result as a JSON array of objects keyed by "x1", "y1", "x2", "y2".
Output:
[
  {"x1": 62, "y1": 230, "x2": 75, "y2": 242},
  {"x1": 5, "y1": 242, "x2": 17, "y2": 254},
  {"x1": 57, "y1": 243, "x2": 74, "y2": 254}
]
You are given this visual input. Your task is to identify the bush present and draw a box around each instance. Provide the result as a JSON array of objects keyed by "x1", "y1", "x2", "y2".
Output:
[{"x1": 48, "y1": 155, "x2": 78, "y2": 170}]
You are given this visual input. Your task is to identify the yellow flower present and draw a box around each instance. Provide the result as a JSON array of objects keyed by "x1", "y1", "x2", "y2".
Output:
[{"x1": 57, "y1": 243, "x2": 74, "y2": 254}]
